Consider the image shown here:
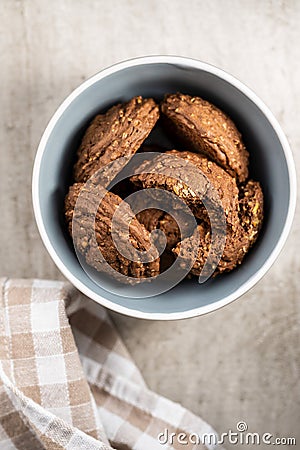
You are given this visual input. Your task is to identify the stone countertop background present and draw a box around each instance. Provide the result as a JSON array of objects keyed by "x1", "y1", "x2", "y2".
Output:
[{"x1": 1, "y1": 1, "x2": 299, "y2": 448}]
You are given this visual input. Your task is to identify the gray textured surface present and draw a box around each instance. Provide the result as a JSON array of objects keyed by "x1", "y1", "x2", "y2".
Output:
[{"x1": 1, "y1": 1, "x2": 299, "y2": 448}]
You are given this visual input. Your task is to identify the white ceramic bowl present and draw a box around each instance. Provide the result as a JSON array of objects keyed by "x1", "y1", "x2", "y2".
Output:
[{"x1": 32, "y1": 56, "x2": 296, "y2": 320}]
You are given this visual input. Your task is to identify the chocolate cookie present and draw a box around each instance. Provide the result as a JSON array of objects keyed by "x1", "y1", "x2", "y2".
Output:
[
  {"x1": 173, "y1": 180, "x2": 263, "y2": 275},
  {"x1": 161, "y1": 93, "x2": 249, "y2": 182},
  {"x1": 74, "y1": 96, "x2": 159, "y2": 184},
  {"x1": 136, "y1": 209, "x2": 184, "y2": 251},
  {"x1": 239, "y1": 180, "x2": 264, "y2": 245},
  {"x1": 136, "y1": 208, "x2": 189, "y2": 273},
  {"x1": 65, "y1": 182, "x2": 160, "y2": 282},
  {"x1": 131, "y1": 150, "x2": 240, "y2": 229}
]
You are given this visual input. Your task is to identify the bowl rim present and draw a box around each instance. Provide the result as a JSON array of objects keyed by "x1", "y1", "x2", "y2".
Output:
[{"x1": 32, "y1": 55, "x2": 297, "y2": 320}]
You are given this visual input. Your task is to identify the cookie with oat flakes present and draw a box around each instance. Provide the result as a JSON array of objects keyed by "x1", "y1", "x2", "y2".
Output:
[
  {"x1": 161, "y1": 93, "x2": 249, "y2": 182},
  {"x1": 74, "y1": 96, "x2": 159, "y2": 184},
  {"x1": 65, "y1": 182, "x2": 160, "y2": 282}
]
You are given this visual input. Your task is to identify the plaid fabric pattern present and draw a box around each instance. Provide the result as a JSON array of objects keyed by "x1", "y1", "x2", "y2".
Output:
[{"x1": 0, "y1": 278, "x2": 224, "y2": 450}]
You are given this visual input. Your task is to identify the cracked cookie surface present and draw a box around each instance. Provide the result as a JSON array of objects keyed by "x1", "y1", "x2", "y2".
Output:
[
  {"x1": 173, "y1": 180, "x2": 264, "y2": 275},
  {"x1": 65, "y1": 182, "x2": 160, "y2": 282},
  {"x1": 74, "y1": 96, "x2": 159, "y2": 184},
  {"x1": 161, "y1": 93, "x2": 249, "y2": 182},
  {"x1": 131, "y1": 149, "x2": 240, "y2": 229}
]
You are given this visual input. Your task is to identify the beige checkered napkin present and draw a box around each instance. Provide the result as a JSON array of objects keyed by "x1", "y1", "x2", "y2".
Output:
[{"x1": 0, "y1": 278, "x2": 224, "y2": 450}]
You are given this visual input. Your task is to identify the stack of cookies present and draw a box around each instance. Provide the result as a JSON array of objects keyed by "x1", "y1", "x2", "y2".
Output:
[{"x1": 65, "y1": 93, "x2": 263, "y2": 283}]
